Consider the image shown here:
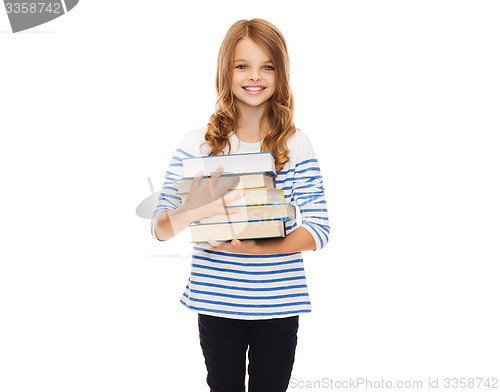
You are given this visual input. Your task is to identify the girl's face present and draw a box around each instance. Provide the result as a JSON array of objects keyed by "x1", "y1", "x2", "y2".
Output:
[{"x1": 231, "y1": 38, "x2": 276, "y2": 111}]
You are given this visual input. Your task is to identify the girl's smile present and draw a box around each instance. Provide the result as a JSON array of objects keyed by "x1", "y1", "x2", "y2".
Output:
[{"x1": 242, "y1": 85, "x2": 267, "y2": 94}]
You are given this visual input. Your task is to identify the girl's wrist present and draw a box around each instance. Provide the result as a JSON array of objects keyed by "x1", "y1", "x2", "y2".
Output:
[{"x1": 177, "y1": 204, "x2": 203, "y2": 224}]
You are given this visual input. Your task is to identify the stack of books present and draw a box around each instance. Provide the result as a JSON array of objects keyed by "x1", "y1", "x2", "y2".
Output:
[{"x1": 176, "y1": 152, "x2": 295, "y2": 243}]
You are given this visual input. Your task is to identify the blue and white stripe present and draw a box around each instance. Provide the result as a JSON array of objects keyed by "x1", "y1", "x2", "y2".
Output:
[{"x1": 151, "y1": 128, "x2": 330, "y2": 320}]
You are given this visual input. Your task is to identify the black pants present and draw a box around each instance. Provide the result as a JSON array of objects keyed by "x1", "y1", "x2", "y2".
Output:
[{"x1": 198, "y1": 314, "x2": 299, "y2": 392}]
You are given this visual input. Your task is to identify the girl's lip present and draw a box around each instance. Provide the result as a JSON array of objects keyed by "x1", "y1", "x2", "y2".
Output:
[{"x1": 242, "y1": 86, "x2": 266, "y2": 95}]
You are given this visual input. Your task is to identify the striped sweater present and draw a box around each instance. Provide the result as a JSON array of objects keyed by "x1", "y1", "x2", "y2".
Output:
[{"x1": 151, "y1": 127, "x2": 330, "y2": 320}]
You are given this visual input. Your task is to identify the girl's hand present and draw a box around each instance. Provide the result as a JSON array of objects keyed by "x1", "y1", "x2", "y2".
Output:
[
  {"x1": 182, "y1": 166, "x2": 244, "y2": 220},
  {"x1": 196, "y1": 238, "x2": 257, "y2": 254}
]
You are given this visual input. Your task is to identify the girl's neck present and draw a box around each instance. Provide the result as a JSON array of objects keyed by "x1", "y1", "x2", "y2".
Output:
[{"x1": 235, "y1": 104, "x2": 271, "y2": 143}]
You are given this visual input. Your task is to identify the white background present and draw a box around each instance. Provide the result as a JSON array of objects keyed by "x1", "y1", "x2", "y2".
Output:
[{"x1": 1, "y1": 1, "x2": 499, "y2": 391}]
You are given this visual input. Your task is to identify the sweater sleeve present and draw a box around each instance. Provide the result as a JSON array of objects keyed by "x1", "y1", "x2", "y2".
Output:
[
  {"x1": 150, "y1": 134, "x2": 196, "y2": 241},
  {"x1": 291, "y1": 133, "x2": 331, "y2": 251}
]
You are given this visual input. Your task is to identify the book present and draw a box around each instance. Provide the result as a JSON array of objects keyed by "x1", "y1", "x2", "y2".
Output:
[
  {"x1": 181, "y1": 152, "x2": 276, "y2": 178},
  {"x1": 190, "y1": 220, "x2": 286, "y2": 243},
  {"x1": 180, "y1": 187, "x2": 284, "y2": 207},
  {"x1": 196, "y1": 203, "x2": 295, "y2": 224},
  {"x1": 179, "y1": 151, "x2": 293, "y2": 243},
  {"x1": 176, "y1": 172, "x2": 275, "y2": 194}
]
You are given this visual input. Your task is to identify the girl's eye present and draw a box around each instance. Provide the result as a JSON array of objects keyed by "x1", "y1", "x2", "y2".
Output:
[{"x1": 235, "y1": 65, "x2": 274, "y2": 70}]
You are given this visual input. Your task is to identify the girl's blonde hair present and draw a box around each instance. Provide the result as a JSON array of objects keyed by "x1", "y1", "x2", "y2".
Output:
[{"x1": 203, "y1": 18, "x2": 297, "y2": 173}]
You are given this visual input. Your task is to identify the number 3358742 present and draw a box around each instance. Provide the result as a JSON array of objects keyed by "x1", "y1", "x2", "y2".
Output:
[{"x1": 5, "y1": 3, "x2": 62, "y2": 14}]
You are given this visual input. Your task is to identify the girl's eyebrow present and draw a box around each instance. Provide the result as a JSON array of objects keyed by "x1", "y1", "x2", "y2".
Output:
[{"x1": 233, "y1": 59, "x2": 274, "y2": 63}]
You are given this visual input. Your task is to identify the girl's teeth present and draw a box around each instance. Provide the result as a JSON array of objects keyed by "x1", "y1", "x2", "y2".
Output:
[{"x1": 244, "y1": 87, "x2": 264, "y2": 91}]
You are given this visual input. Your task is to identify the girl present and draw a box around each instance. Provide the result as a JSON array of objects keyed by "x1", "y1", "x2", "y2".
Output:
[{"x1": 152, "y1": 18, "x2": 330, "y2": 392}]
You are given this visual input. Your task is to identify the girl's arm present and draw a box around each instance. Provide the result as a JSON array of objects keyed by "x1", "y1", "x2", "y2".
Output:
[
  {"x1": 198, "y1": 226, "x2": 315, "y2": 254},
  {"x1": 227, "y1": 226, "x2": 317, "y2": 253},
  {"x1": 150, "y1": 130, "x2": 244, "y2": 242},
  {"x1": 154, "y1": 205, "x2": 200, "y2": 241},
  {"x1": 256, "y1": 226, "x2": 317, "y2": 253},
  {"x1": 154, "y1": 168, "x2": 244, "y2": 241}
]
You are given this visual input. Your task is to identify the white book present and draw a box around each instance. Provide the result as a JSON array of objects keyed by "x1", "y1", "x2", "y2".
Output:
[{"x1": 181, "y1": 152, "x2": 276, "y2": 178}]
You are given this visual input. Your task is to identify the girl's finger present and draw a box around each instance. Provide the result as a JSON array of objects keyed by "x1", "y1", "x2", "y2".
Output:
[
  {"x1": 225, "y1": 191, "x2": 245, "y2": 204},
  {"x1": 215, "y1": 175, "x2": 239, "y2": 194},
  {"x1": 207, "y1": 239, "x2": 222, "y2": 247},
  {"x1": 191, "y1": 170, "x2": 205, "y2": 188},
  {"x1": 211, "y1": 166, "x2": 224, "y2": 183}
]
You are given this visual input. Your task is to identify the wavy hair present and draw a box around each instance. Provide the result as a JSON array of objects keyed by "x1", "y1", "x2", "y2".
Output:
[{"x1": 203, "y1": 18, "x2": 297, "y2": 173}]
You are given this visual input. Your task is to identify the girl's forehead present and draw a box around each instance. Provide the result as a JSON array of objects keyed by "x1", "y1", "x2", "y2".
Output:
[{"x1": 233, "y1": 38, "x2": 272, "y2": 61}]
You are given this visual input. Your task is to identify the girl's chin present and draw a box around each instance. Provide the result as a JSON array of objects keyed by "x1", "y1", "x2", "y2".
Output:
[{"x1": 234, "y1": 97, "x2": 271, "y2": 108}]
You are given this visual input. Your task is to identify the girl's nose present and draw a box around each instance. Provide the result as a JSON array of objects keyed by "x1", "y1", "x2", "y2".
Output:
[{"x1": 249, "y1": 69, "x2": 261, "y2": 81}]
